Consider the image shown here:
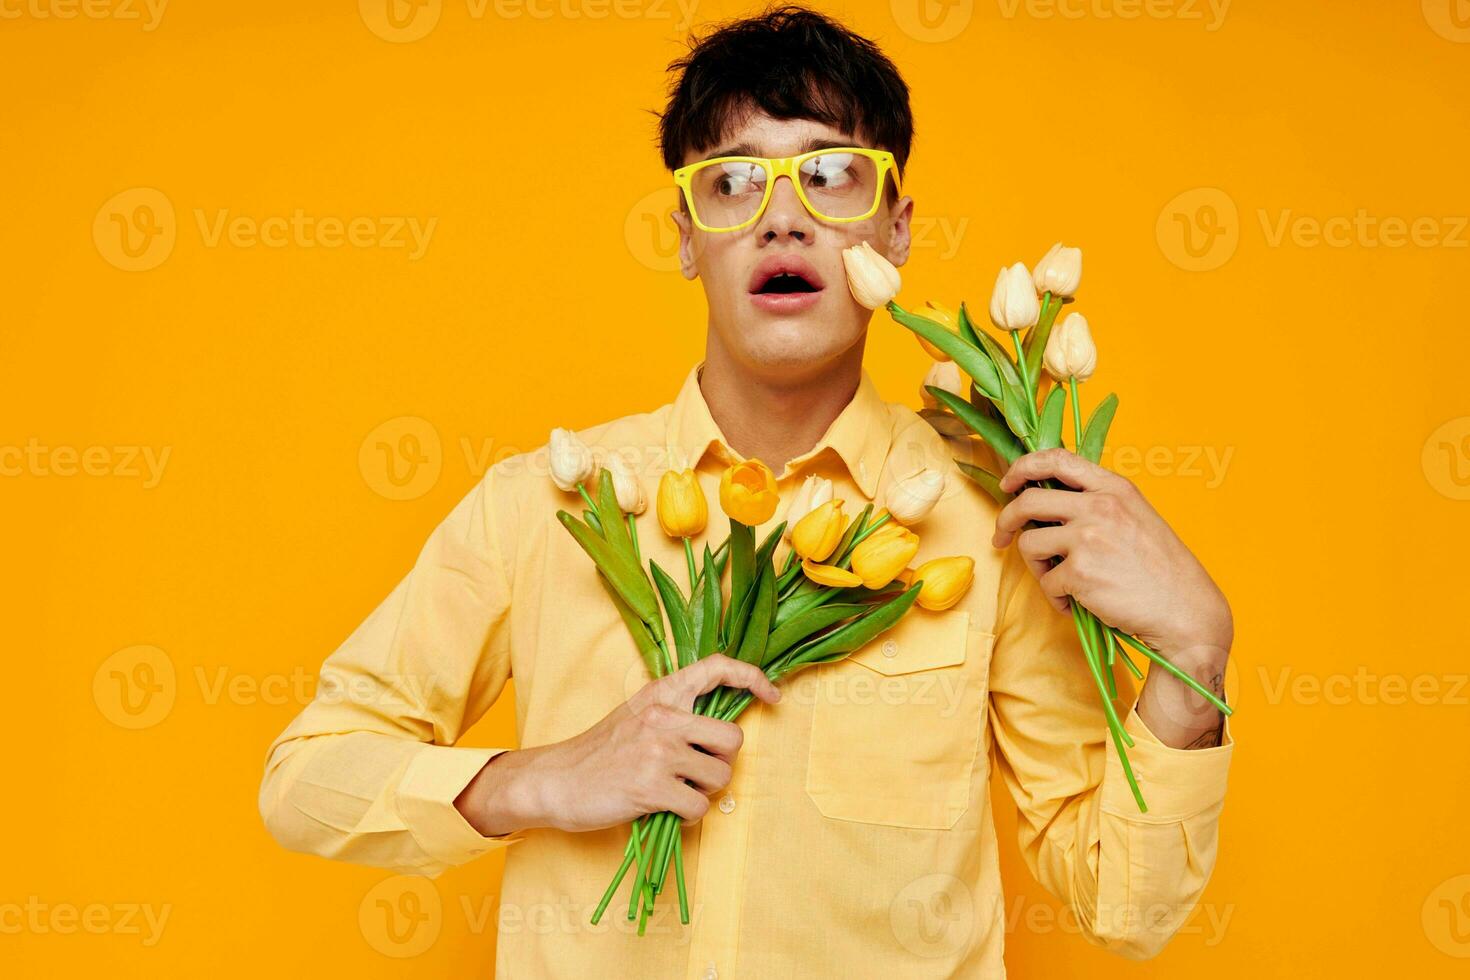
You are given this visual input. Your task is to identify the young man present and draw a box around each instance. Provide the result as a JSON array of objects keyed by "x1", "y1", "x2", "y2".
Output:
[{"x1": 260, "y1": 7, "x2": 1234, "y2": 976}]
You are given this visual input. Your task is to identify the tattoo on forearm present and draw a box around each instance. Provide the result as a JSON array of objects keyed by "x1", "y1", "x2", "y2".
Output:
[{"x1": 1185, "y1": 672, "x2": 1227, "y2": 749}]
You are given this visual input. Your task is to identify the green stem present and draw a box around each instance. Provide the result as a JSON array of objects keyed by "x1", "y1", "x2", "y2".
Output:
[
  {"x1": 590, "y1": 816, "x2": 652, "y2": 925},
  {"x1": 673, "y1": 828, "x2": 689, "y2": 925},
  {"x1": 1069, "y1": 376, "x2": 1083, "y2": 453},
  {"x1": 628, "y1": 514, "x2": 641, "y2": 562},
  {"x1": 577, "y1": 482, "x2": 598, "y2": 514},
  {"x1": 1073, "y1": 604, "x2": 1147, "y2": 812},
  {"x1": 1010, "y1": 329, "x2": 1034, "y2": 416},
  {"x1": 683, "y1": 537, "x2": 698, "y2": 590},
  {"x1": 1111, "y1": 629, "x2": 1233, "y2": 715}
]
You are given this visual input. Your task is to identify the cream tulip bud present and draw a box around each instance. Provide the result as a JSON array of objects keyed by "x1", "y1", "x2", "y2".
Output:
[
  {"x1": 987, "y1": 262, "x2": 1041, "y2": 332},
  {"x1": 548, "y1": 427, "x2": 596, "y2": 492},
  {"x1": 782, "y1": 474, "x2": 834, "y2": 540},
  {"x1": 1043, "y1": 312, "x2": 1098, "y2": 382},
  {"x1": 882, "y1": 468, "x2": 945, "y2": 525},
  {"x1": 842, "y1": 240, "x2": 902, "y2": 309},
  {"x1": 920, "y1": 360, "x2": 966, "y2": 410},
  {"x1": 606, "y1": 452, "x2": 646, "y2": 515},
  {"x1": 1032, "y1": 242, "x2": 1082, "y2": 299}
]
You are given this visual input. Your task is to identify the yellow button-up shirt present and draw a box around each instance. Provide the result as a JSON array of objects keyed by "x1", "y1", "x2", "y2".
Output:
[{"x1": 260, "y1": 361, "x2": 1233, "y2": 977}]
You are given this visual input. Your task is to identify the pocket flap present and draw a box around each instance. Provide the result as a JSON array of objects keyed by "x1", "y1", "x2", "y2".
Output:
[{"x1": 847, "y1": 608, "x2": 970, "y2": 676}]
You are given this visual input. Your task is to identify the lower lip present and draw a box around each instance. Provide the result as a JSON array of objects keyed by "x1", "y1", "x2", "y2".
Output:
[{"x1": 749, "y1": 289, "x2": 824, "y2": 314}]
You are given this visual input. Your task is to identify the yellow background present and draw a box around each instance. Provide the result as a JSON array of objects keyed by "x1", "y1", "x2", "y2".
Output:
[{"x1": 4, "y1": 0, "x2": 1468, "y2": 975}]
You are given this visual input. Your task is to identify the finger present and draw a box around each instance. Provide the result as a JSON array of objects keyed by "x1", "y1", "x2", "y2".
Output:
[
  {"x1": 663, "y1": 654, "x2": 781, "y2": 706},
  {"x1": 992, "y1": 488, "x2": 1085, "y2": 547},
  {"x1": 673, "y1": 745, "x2": 732, "y2": 794},
  {"x1": 679, "y1": 713, "x2": 744, "y2": 763},
  {"x1": 663, "y1": 783, "x2": 712, "y2": 825},
  {"x1": 1037, "y1": 561, "x2": 1078, "y2": 613},
  {"x1": 999, "y1": 449, "x2": 1113, "y2": 494},
  {"x1": 1016, "y1": 526, "x2": 1072, "y2": 566}
]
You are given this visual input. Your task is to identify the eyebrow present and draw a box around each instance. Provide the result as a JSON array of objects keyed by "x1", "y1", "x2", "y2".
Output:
[{"x1": 700, "y1": 136, "x2": 858, "y2": 161}]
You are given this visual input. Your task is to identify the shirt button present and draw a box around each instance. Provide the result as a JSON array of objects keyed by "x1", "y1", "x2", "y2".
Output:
[
  {"x1": 703, "y1": 968, "x2": 718, "y2": 980},
  {"x1": 718, "y1": 794, "x2": 736, "y2": 814}
]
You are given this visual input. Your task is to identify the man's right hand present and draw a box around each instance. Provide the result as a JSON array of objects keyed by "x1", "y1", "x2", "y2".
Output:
[{"x1": 454, "y1": 654, "x2": 781, "y2": 837}]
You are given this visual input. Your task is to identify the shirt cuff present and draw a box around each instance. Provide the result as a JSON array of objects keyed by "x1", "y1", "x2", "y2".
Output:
[
  {"x1": 397, "y1": 745, "x2": 522, "y2": 868},
  {"x1": 1101, "y1": 705, "x2": 1234, "y2": 822}
]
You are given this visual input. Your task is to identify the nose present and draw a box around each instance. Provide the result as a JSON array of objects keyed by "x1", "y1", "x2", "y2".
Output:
[{"x1": 756, "y1": 173, "x2": 815, "y2": 243}]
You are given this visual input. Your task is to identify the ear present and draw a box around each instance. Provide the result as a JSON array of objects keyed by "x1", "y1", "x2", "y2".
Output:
[
  {"x1": 883, "y1": 195, "x2": 916, "y2": 268},
  {"x1": 670, "y1": 208, "x2": 700, "y2": 281}
]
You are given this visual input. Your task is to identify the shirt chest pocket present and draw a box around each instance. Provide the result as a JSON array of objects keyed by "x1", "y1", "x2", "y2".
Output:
[{"x1": 804, "y1": 609, "x2": 992, "y2": 830}]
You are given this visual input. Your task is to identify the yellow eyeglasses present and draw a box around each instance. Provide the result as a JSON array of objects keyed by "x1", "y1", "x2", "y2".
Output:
[{"x1": 673, "y1": 146, "x2": 903, "y2": 233}]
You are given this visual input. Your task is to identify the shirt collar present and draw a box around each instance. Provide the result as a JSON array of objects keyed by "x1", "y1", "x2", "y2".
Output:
[{"x1": 664, "y1": 360, "x2": 891, "y2": 499}]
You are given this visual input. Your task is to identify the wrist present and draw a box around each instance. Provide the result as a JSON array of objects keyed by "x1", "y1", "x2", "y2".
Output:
[{"x1": 454, "y1": 748, "x2": 551, "y2": 837}]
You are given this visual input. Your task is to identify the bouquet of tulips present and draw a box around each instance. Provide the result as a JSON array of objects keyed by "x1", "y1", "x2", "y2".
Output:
[
  {"x1": 844, "y1": 240, "x2": 1234, "y2": 812},
  {"x1": 544, "y1": 431, "x2": 974, "y2": 933}
]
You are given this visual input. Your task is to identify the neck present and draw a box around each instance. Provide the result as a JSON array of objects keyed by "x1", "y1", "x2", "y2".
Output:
[{"x1": 698, "y1": 334, "x2": 865, "y2": 474}]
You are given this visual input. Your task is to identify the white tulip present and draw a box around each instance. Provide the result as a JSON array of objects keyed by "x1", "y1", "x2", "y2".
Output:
[
  {"x1": 1043, "y1": 312, "x2": 1098, "y2": 382},
  {"x1": 1032, "y1": 242, "x2": 1082, "y2": 299},
  {"x1": 607, "y1": 452, "x2": 647, "y2": 514},
  {"x1": 782, "y1": 474, "x2": 834, "y2": 540},
  {"x1": 882, "y1": 468, "x2": 945, "y2": 525},
  {"x1": 548, "y1": 427, "x2": 597, "y2": 492},
  {"x1": 987, "y1": 262, "x2": 1041, "y2": 332},
  {"x1": 920, "y1": 360, "x2": 966, "y2": 409},
  {"x1": 842, "y1": 241, "x2": 902, "y2": 309}
]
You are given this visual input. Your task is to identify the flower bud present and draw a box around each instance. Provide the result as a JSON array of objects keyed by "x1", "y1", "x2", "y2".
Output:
[
  {"x1": 914, "y1": 300, "x2": 961, "y2": 360},
  {"x1": 842, "y1": 240, "x2": 902, "y2": 309},
  {"x1": 801, "y1": 557, "x2": 863, "y2": 588},
  {"x1": 987, "y1": 262, "x2": 1041, "y2": 332},
  {"x1": 656, "y1": 469, "x2": 707, "y2": 538},
  {"x1": 607, "y1": 453, "x2": 646, "y2": 514},
  {"x1": 850, "y1": 524, "x2": 920, "y2": 589},
  {"x1": 1032, "y1": 242, "x2": 1082, "y2": 299},
  {"x1": 719, "y1": 459, "x2": 780, "y2": 526},
  {"x1": 791, "y1": 499, "x2": 847, "y2": 562},
  {"x1": 882, "y1": 468, "x2": 945, "y2": 525},
  {"x1": 1042, "y1": 312, "x2": 1097, "y2": 382},
  {"x1": 548, "y1": 427, "x2": 596, "y2": 492},
  {"x1": 920, "y1": 360, "x2": 966, "y2": 410},
  {"x1": 912, "y1": 556, "x2": 975, "y2": 611},
  {"x1": 782, "y1": 474, "x2": 833, "y2": 540}
]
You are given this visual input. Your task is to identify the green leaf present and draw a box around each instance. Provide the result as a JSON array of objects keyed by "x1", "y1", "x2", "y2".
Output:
[
  {"x1": 925, "y1": 386, "x2": 1025, "y2": 466},
  {"x1": 973, "y1": 326, "x2": 1021, "y2": 391},
  {"x1": 764, "y1": 602, "x2": 870, "y2": 664},
  {"x1": 698, "y1": 545, "x2": 722, "y2": 659},
  {"x1": 1079, "y1": 393, "x2": 1119, "y2": 463},
  {"x1": 723, "y1": 575, "x2": 757, "y2": 656},
  {"x1": 583, "y1": 509, "x2": 601, "y2": 535},
  {"x1": 956, "y1": 301, "x2": 984, "y2": 348},
  {"x1": 1023, "y1": 296, "x2": 1059, "y2": 388},
  {"x1": 556, "y1": 511, "x2": 661, "y2": 629},
  {"x1": 956, "y1": 460, "x2": 1013, "y2": 507},
  {"x1": 1036, "y1": 385, "x2": 1067, "y2": 451},
  {"x1": 887, "y1": 300, "x2": 1000, "y2": 399},
  {"x1": 999, "y1": 380, "x2": 1035, "y2": 443},
  {"x1": 735, "y1": 562, "x2": 776, "y2": 667},
  {"x1": 726, "y1": 521, "x2": 756, "y2": 637},
  {"x1": 598, "y1": 571, "x2": 665, "y2": 678},
  {"x1": 782, "y1": 584, "x2": 922, "y2": 669},
  {"x1": 649, "y1": 560, "x2": 695, "y2": 669},
  {"x1": 831, "y1": 502, "x2": 874, "y2": 567}
]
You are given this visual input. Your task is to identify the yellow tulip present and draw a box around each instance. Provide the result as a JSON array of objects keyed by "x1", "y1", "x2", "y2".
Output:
[
  {"x1": 656, "y1": 469, "x2": 707, "y2": 538},
  {"x1": 850, "y1": 524, "x2": 920, "y2": 589},
  {"x1": 914, "y1": 300, "x2": 961, "y2": 361},
  {"x1": 791, "y1": 499, "x2": 846, "y2": 562},
  {"x1": 912, "y1": 556, "x2": 975, "y2": 611},
  {"x1": 801, "y1": 557, "x2": 862, "y2": 588},
  {"x1": 720, "y1": 459, "x2": 779, "y2": 526}
]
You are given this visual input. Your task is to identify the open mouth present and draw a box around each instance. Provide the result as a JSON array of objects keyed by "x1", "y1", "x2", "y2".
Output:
[{"x1": 756, "y1": 272, "x2": 820, "y2": 294}]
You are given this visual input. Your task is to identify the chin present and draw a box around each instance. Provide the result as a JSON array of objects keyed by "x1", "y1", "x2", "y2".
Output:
[{"x1": 728, "y1": 316, "x2": 861, "y2": 379}]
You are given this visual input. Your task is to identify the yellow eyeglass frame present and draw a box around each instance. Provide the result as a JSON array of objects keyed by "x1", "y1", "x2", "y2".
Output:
[{"x1": 673, "y1": 146, "x2": 903, "y2": 233}]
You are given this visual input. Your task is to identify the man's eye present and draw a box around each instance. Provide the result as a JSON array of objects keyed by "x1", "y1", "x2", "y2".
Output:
[
  {"x1": 802, "y1": 153, "x2": 855, "y2": 189},
  {"x1": 715, "y1": 163, "x2": 765, "y2": 196}
]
